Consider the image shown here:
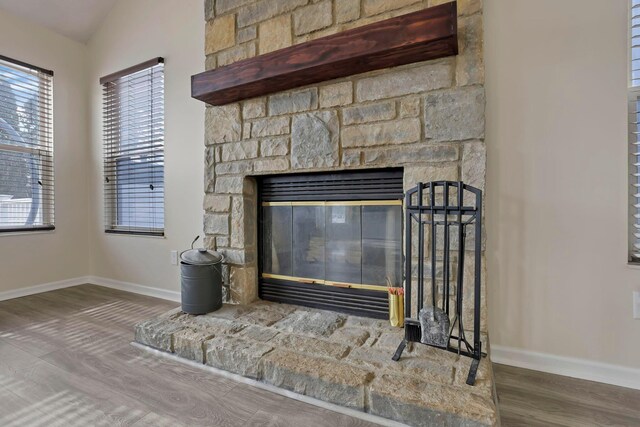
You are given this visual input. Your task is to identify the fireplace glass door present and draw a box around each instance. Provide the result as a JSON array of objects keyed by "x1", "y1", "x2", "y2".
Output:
[{"x1": 261, "y1": 201, "x2": 402, "y2": 289}]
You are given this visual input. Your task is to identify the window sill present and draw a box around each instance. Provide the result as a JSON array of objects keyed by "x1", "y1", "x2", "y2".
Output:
[
  {"x1": 105, "y1": 230, "x2": 165, "y2": 239},
  {"x1": 0, "y1": 228, "x2": 55, "y2": 237}
]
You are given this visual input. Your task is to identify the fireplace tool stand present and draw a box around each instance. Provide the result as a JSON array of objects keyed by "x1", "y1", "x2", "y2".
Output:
[{"x1": 392, "y1": 181, "x2": 484, "y2": 385}]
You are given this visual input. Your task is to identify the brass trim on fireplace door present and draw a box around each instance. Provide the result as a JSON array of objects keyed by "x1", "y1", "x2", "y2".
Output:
[
  {"x1": 261, "y1": 200, "x2": 403, "y2": 207},
  {"x1": 261, "y1": 273, "x2": 389, "y2": 292}
]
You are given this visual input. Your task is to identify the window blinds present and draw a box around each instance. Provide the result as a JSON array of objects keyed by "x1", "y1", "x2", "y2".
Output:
[
  {"x1": 0, "y1": 55, "x2": 54, "y2": 232},
  {"x1": 102, "y1": 58, "x2": 165, "y2": 236},
  {"x1": 631, "y1": 3, "x2": 640, "y2": 261}
]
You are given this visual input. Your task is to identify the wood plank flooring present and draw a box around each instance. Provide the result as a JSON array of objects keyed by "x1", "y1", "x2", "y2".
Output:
[{"x1": 0, "y1": 285, "x2": 638, "y2": 426}]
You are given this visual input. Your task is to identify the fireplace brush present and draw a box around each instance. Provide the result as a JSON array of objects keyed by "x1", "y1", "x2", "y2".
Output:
[{"x1": 392, "y1": 181, "x2": 484, "y2": 386}]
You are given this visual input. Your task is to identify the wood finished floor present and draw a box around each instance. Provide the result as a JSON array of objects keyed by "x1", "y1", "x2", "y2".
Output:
[{"x1": 0, "y1": 285, "x2": 637, "y2": 427}]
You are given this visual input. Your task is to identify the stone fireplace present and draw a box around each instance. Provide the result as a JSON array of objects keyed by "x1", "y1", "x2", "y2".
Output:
[
  {"x1": 201, "y1": 0, "x2": 486, "y2": 332},
  {"x1": 134, "y1": 2, "x2": 497, "y2": 425}
]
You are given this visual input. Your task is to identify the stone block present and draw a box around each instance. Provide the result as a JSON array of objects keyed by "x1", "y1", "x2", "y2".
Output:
[
  {"x1": 251, "y1": 117, "x2": 290, "y2": 137},
  {"x1": 205, "y1": 336, "x2": 274, "y2": 379},
  {"x1": 134, "y1": 318, "x2": 186, "y2": 352},
  {"x1": 403, "y1": 164, "x2": 459, "y2": 191},
  {"x1": 344, "y1": 315, "x2": 394, "y2": 331},
  {"x1": 373, "y1": 329, "x2": 405, "y2": 350},
  {"x1": 341, "y1": 118, "x2": 421, "y2": 148},
  {"x1": 363, "y1": 0, "x2": 421, "y2": 16},
  {"x1": 369, "y1": 373, "x2": 498, "y2": 426},
  {"x1": 261, "y1": 349, "x2": 374, "y2": 410},
  {"x1": 346, "y1": 346, "x2": 454, "y2": 384},
  {"x1": 454, "y1": 356, "x2": 494, "y2": 397},
  {"x1": 237, "y1": 324, "x2": 280, "y2": 342},
  {"x1": 356, "y1": 61, "x2": 453, "y2": 102},
  {"x1": 457, "y1": 14, "x2": 484, "y2": 87},
  {"x1": 186, "y1": 315, "x2": 246, "y2": 335},
  {"x1": 243, "y1": 98, "x2": 266, "y2": 119},
  {"x1": 229, "y1": 264, "x2": 258, "y2": 304},
  {"x1": 215, "y1": 160, "x2": 253, "y2": 175},
  {"x1": 216, "y1": 0, "x2": 252, "y2": 15},
  {"x1": 205, "y1": 0, "x2": 215, "y2": 20},
  {"x1": 430, "y1": 0, "x2": 482, "y2": 16},
  {"x1": 237, "y1": 25, "x2": 257, "y2": 43},
  {"x1": 342, "y1": 101, "x2": 395, "y2": 125},
  {"x1": 238, "y1": 0, "x2": 307, "y2": 28},
  {"x1": 273, "y1": 309, "x2": 346, "y2": 336},
  {"x1": 400, "y1": 97, "x2": 420, "y2": 118},
  {"x1": 221, "y1": 140, "x2": 259, "y2": 162},
  {"x1": 272, "y1": 333, "x2": 350, "y2": 359},
  {"x1": 205, "y1": 54, "x2": 216, "y2": 71},
  {"x1": 260, "y1": 136, "x2": 289, "y2": 157},
  {"x1": 291, "y1": 111, "x2": 339, "y2": 169},
  {"x1": 204, "y1": 147, "x2": 215, "y2": 193},
  {"x1": 341, "y1": 150, "x2": 361, "y2": 167},
  {"x1": 204, "y1": 194, "x2": 231, "y2": 213},
  {"x1": 462, "y1": 140, "x2": 486, "y2": 191},
  {"x1": 230, "y1": 196, "x2": 244, "y2": 248},
  {"x1": 203, "y1": 303, "x2": 256, "y2": 321},
  {"x1": 319, "y1": 82, "x2": 353, "y2": 108},
  {"x1": 253, "y1": 157, "x2": 290, "y2": 173},
  {"x1": 217, "y1": 42, "x2": 256, "y2": 66},
  {"x1": 172, "y1": 328, "x2": 216, "y2": 363},
  {"x1": 336, "y1": 0, "x2": 361, "y2": 23},
  {"x1": 215, "y1": 176, "x2": 245, "y2": 194},
  {"x1": 293, "y1": 1, "x2": 333, "y2": 36},
  {"x1": 220, "y1": 248, "x2": 246, "y2": 264},
  {"x1": 206, "y1": 104, "x2": 241, "y2": 144},
  {"x1": 329, "y1": 327, "x2": 370, "y2": 346},
  {"x1": 268, "y1": 88, "x2": 318, "y2": 116},
  {"x1": 204, "y1": 213, "x2": 229, "y2": 235},
  {"x1": 205, "y1": 15, "x2": 235, "y2": 55},
  {"x1": 425, "y1": 86, "x2": 485, "y2": 141},
  {"x1": 259, "y1": 15, "x2": 292, "y2": 54},
  {"x1": 364, "y1": 144, "x2": 458, "y2": 166},
  {"x1": 236, "y1": 302, "x2": 295, "y2": 326}
]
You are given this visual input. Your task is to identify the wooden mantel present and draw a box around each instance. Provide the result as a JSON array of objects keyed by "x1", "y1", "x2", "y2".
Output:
[{"x1": 191, "y1": 2, "x2": 458, "y2": 106}]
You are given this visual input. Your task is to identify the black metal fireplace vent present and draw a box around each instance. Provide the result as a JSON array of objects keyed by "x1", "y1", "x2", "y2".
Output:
[
  {"x1": 258, "y1": 168, "x2": 403, "y2": 319},
  {"x1": 392, "y1": 181, "x2": 484, "y2": 385}
]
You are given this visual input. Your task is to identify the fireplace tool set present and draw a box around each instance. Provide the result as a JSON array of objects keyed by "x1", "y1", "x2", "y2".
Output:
[{"x1": 392, "y1": 181, "x2": 484, "y2": 385}]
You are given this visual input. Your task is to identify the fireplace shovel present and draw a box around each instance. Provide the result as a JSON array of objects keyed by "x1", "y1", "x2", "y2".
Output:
[{"x1": 418, "y1": 305, "x2": 450, "y2": 349}]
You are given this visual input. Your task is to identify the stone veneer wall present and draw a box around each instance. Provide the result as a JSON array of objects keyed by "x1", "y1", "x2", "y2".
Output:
[{"x1": 202, "y1": 0, "x2": 486, "y2": 330}]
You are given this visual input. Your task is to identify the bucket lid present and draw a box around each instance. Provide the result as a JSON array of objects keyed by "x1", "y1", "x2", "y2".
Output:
[{"x1": 180, "y1": 248, "x2": 223, "y2": 265}]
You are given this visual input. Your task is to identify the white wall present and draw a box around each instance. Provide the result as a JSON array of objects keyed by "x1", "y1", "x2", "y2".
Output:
[
  {"x1": 0, "y1": 9, "x2": 90, "y2": 292},
  {"x1": 87, "y1": 0, "x2": 204, "y2": 292},
  {"x1": 485, "y1": 0, "x2": 640, "y2": 370}
]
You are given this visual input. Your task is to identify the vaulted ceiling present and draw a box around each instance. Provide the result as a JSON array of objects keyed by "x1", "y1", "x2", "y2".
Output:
[{"x1": 0, "y1": 0, "x2": 118, "y2": 43}]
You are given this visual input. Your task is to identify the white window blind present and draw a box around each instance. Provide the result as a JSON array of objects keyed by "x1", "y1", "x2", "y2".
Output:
[
  {"x1": 0, "y1": 55, "x2": 54, "y2": 232},
  {"x1": 631, "y1": 1, "x2": 640, "y2": 261},
  {"x1": 102, "y1": 58, "x2": 165, "y2": 236}
]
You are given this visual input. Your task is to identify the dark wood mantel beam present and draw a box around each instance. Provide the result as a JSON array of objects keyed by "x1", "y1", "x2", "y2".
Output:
[{"x1": 191, "y1": 1, "x2": 458, "y2": 106}]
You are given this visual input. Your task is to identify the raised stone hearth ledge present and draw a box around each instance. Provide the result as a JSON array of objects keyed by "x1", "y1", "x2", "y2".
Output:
[{"x1": 135, "y1": 302, "x2": 498, "y2": 426}]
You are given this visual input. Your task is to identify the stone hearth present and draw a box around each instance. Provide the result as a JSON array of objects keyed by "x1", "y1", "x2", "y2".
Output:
[{"x1": 135, "y1": 301, "x2": 498, "y2": 426}]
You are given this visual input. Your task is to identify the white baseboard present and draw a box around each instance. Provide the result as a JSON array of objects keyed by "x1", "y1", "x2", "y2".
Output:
[
  {"x1": 0, "y1": 275, "x2": 180, "y2": 303},
  {"x1": 492, "y1": 345, "x2": 640, "y2": 391},
  {"x1": 0, "y1": 277, "x2": 89, "y2": 301},
  {"x1": 86, "y1": 276, "x2": 180, "y2": 302}
]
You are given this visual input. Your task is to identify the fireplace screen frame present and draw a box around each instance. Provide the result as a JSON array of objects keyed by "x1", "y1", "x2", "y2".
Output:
[{"x1": 257, "y1": 168, "x2": 404, "y2": 319}]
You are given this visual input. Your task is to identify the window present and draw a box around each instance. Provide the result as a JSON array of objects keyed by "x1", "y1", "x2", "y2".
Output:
[
  {"x1": 0, "y1": 55, "x2": 54, "y2": 232},
  {"x1": 631, "y1": 2, "x2": 640, "y2": 261},
  {"x1": 102, "y1": 58, "x2": 164, "y2": 236}
]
